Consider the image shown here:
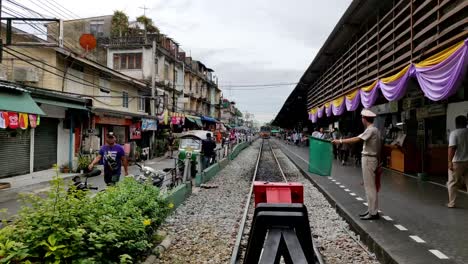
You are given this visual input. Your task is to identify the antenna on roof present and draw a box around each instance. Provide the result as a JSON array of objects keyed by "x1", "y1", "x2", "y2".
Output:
[{"x1": 139, "y1": 5, "x2": 150, "y2": 16}]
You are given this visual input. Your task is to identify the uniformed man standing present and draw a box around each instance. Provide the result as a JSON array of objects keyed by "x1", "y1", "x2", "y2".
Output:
[{"x1": 332, "y1": 109, "x2": 381, "y2": 220}]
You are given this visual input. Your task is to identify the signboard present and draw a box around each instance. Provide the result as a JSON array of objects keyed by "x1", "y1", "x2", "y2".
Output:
[
  {"x1": 130, "y1": 123, "x2": 142, "y2": 139},
  {"x1": 142, "y1": 118, "x2": 157, "y2": 131},
  {"x1": 370, "y1": 101, "x2": 398, "y2": 115},
  {"x1": 416, "y1": 104, "x2": 446, "y2": 120}
]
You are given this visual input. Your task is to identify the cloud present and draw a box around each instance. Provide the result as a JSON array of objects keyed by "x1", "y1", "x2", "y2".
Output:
[{"x1": 59, "y1": 0, "x2": 351, "y2": 124}]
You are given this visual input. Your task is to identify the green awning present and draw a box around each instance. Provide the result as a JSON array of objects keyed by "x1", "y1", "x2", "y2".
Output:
[
  {"x1": 0, "y1": 90, "x2": 45, "y2": 115},
  {"x1": 271, "y1": 129, "x2": 280, "y2": 133},
  {"x1": 186, "y1": 116, "x2": 203, "y2": 127},
  {"x1": 34, "y1": 98, "x2": 88, "y2": 111}
]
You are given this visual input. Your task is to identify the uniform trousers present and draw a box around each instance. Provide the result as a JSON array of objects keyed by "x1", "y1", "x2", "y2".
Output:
[
  {"x1": 447, "y1": 161, "x2": 468, "y2": 207},
  {"x1": 362, "y1": 156, "x2": 378, "y2": 215}
]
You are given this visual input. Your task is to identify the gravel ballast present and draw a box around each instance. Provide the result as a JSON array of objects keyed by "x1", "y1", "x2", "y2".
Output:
[
  {"x1": 154, "y1": 142, "x2": 260, "y2": 264},
  {"x1": 272, "y1": 143, "x2": 380, "y2": 264}
]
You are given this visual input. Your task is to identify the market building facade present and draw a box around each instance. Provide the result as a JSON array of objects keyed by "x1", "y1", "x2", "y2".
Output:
[{"x1": 275, "y1": 0, "x2": 467, "y2": 182}]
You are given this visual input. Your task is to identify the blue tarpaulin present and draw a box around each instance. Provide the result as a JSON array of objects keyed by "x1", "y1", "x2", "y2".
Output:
[{"x1": 201, "y1": 116, "x2": 218, "y2": 122}]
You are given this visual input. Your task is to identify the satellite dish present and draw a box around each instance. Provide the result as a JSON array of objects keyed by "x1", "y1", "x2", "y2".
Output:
[{"x1": 79, "y1": 34, "x2": 97, "y2": 57}]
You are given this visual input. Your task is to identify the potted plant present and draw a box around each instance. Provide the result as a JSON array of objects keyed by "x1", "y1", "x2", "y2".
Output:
[
  {"x1": 60, "y1": 164, "x2": 70, "y2": 173},
  {"x1": 77, "y1": 154, "x2": 91, "y2": 173}
]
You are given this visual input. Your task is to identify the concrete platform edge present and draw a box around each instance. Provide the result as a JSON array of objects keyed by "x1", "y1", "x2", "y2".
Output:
[{"x1": 283, "y1": 150, "x2": 398, "y2": 264}]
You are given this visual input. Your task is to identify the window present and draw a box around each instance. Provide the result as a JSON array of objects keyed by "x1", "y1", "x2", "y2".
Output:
[
  {"x1": 174, "y1": 70, "x2": 178, "y2": 84},
  {"x1": 99, "y1": 77, "x2": 111, "y2": 103},
  {"x1": 113, "y1": 53, "x2": 142, "y2": 70},
  {"x1": 189, "y1": 79, "x2": 192, "y2": 91},
  {"x1": 137, "y1": 97, "x2": 145, "y2": 112},
  {"x1": 90, "y1": 20, "x2": 104, "y2": 37},
  {"x1": 164, "y1": 63, "x2": 169, "y2": 80},
  {"x1": 122, "y1": 91, "x2": 129, "y2": 108},
  {"x1": 155, "y1": 59, "x2": 159, "y2": 76}
]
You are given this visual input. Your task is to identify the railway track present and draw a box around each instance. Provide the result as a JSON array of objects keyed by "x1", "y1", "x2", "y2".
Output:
[{"x1": 230, "y1": 139, "x2": 324, "y2": 264}]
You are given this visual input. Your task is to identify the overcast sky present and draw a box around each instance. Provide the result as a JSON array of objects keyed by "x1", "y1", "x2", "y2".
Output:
[{"x1": 35, "y1": 0, "x2": 351, "y2": 123}]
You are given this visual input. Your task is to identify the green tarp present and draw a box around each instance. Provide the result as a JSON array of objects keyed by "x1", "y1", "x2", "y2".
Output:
[
  {"x1": 0, "y1": 90, "x2": 45, "y2": 115},
  {"x1": 186, "y1": 116, "x2": 203, "y2": 127},
  {"x1": 308, "y1": 137, "x2": 333, "y2": 176}
]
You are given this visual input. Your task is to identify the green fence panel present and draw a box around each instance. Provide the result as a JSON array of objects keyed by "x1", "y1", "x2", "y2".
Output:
[{"x1": 308, "y1": 137, "x2": 333, "y2": 176}]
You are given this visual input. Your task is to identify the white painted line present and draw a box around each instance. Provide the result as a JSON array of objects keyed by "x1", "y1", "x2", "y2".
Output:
[
  {"x1": 382, "y1": 216, "x2": 393, "y2": 221},
  {"x1": 344, "y1": 189, "x2": 350, "y2": 192},
  {"x1": 363, "y1": 202, "x2": 368, "y2": 206},
  {"x1": 429, "y1": 250, "x2": 449, "y2": 259},
  {"x1": 410, "y1": 236, "x2": 425, "y2": 243},
  {"x1": 331, "y1": 179, "x2": 336, "y2": 181},
  {"x1": 335, "y1": 182, "x2": 341, "y2": 184},
  {"x1": 395, "y1": 224, "x2": 408, "y2": 231},
  {"x1": 356, "y1": 197, "x2": 364, "y2": 201},
  {"x1": 339, "y1": 185, "x2": 345, "y2": 188},
  {"x1": 350, "y1": 193, "x2": 356, "y2": 196}
]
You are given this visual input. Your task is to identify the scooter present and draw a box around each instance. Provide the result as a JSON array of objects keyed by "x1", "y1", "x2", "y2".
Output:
[{"x1": 134, "y1": 163, "x2": 165, "y2": 188}]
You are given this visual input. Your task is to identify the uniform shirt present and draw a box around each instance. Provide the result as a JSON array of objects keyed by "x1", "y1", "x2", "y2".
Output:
[
  {"x1": 449, "y1": 128, "x2": 468, "y2": 162},
  {"x1": 358, "y1": 125, "x2": 381, "y2": 156}
]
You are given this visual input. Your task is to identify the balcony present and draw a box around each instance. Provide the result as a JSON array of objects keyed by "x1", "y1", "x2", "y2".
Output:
[{"x1": 99, "y1": 34, "x2": 159, "y2": 48}]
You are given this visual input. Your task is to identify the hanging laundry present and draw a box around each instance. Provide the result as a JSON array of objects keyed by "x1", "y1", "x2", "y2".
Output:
[
  {"x1": 19, "y1": 113, "x2": 29, "y2": 129},
  {"x1": 29, "y1": 114, "x2": 37, "y2": 128},
  {"x1": 37, "y1": 115, "x2": 40, "y2": 126},
  {"x1": 8, "y1": 112, "x2": 19, "y2": 129},
  {"x1": 0, "y1": 112, "x2": 8, "y2": 129}
]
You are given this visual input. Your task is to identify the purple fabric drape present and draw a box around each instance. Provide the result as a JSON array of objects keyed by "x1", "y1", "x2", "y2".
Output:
[
  {"x1": 311, "y1": 112, "x2": 317, "y2": 123},
  {"x1": 345, "y1": 91, "x2": 361, "y2": 111},
  {"x1": 332, "y1": 102, "x2": 346, "y2": 116},
  {"x1": 325, "y1": 104, "x2": 332, "y2": 117},
  {"x1": 379, "y1": 67, "x2": 412, "y2": 101},
  {"x1": 317, "y1": 106, "x2": 324, "y2": 118},
  {"x1": 360, "y1": 83, "x2": 380, "y2": 108},
  {"x1": 412, "y1": 40, "x2": 468, "y2": 101}
]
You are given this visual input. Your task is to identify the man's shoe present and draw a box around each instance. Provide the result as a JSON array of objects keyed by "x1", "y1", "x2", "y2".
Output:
[
  {"x1": 360, "y1": 213, "x2": 380, "y2": 220},
  {"x1": 359, "y1": 211, "x2": 369, "y2": 217},
  {"x1": 447, "y1": 204, "x2": 456, "y2": 208}
]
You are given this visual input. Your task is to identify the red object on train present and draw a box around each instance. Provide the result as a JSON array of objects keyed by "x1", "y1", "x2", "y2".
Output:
[{"x1": 253, "y1": 181, "x2": 303, "y2": 207}]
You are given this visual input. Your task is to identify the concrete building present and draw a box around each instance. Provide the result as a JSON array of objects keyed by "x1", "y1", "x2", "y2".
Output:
[{"x1": 0, "y1": 26, "x2": 152, "y2": 178}]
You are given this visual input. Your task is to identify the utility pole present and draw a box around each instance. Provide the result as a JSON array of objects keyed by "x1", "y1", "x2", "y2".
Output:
[
  {"x1": 172, "y1": 61, "x2": 176, "y2": 114},
  {"x1": 150, "y1": 39, "x2": 156, "y2": 157}
]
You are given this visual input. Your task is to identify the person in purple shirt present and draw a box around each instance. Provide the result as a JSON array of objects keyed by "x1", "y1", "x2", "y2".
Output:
[{"x1": 88, "y1": 132, "x2": 128, "y2": 186}]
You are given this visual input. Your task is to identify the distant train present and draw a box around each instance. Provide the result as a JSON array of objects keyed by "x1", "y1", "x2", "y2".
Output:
[{"x1": 259, "y1": 126, "x2": 271, "y2": 139}]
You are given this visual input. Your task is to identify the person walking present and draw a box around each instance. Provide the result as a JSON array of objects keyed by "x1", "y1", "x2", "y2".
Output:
[
  {"x1": 201, "y1": 132, "x2": 216, "y2": 169},
  {"x1": 167, "y1": 131, "x2": 175, "y2": 158},
  {"x1": 332, "y1": 109, "x2": 381, "y2": 220},
  {"x1": 88, "y1": 132, "x2": 128, "y2": 186},
  {"x1": 447, "y1": 115, "x2": 468, "y2": 208}
]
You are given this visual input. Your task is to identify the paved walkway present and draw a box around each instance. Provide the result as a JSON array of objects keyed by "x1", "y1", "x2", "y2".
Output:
[
  {"x1": 0, "y1": 154, "x2": 177, "y2": 217},
  {"x1": 274, "y1": 139, "x2": 467, "y2": 264}
]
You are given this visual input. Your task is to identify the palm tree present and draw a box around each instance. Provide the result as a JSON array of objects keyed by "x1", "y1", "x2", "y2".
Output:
[{"x1": 111, "y1": 10, "x2": 129, "y2": 37}]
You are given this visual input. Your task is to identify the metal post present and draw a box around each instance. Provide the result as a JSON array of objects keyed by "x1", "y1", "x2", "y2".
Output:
[
  {"x1": 30, "y1": 128, "x2": 34, "y2": 173},
  {"x1": 151, "y1": 40, "x2": 156, "y2": 158},
  {"x1": 69, "y1": 117, "x2": 73, "y2": 170}
]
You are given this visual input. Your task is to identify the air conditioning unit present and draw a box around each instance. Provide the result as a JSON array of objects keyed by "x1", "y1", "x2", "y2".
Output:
[
  {"x1": 0, "y1": 66, "x2": 7, "y2": 80},
  {"x1": 13, "y1": 67, "x2": 39, "y2": 82}
]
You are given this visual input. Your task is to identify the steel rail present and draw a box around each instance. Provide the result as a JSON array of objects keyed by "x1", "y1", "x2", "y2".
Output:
[{"x1": 229, "y1": 139, "x2": 264, "y2": 264}]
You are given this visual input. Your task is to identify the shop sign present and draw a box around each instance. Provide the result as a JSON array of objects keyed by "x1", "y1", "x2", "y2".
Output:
[
  {"x1": 142, "y1": 118, "x2": 157, "y2": 131},
  {"x1": 370, "y1": 101, "x2": 398, "y2": 115},
  {"x1": 416, "y1": 104, "x2": 446, "y2": 120},
  {"x1": 403, "y1": 97, "x2": 424, "y2": 110},
  {"x1": 130, "y1": 123, "x2": 142, "y2": 140},
  {"x1": 94, "y1": 116, "x2": 132, "y2": 126}
]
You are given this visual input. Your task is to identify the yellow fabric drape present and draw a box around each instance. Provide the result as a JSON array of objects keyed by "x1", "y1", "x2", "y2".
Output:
[
  {"x1": 360, "y1": 80, "x2": 378, "y2": 92},
  {"x1": 310, "y1": 108, "x2": 318, "y2": 114},
  {"x1": 332, "y1": 96, "x2": 344, "y2": 107},
  {"x1": 415, "y1": 40, "x2": 465, "y2": 68},
  {"x1": 380, "y1": 65, "x2": 411, "y2": 83},
  {"x1": 324, "y1": 102, "x2": 331, "y2": 108},
  {"x1": 345, "y1": 89, "x2": 359, "y2": 100}
]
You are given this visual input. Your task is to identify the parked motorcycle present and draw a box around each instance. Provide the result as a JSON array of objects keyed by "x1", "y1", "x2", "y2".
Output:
[
  {"x1": 68, "y1": 169, "x2": 101, "y2": 193},
  {"x1": 133, "y1": 163, "x2": 165, "y2": 188}
]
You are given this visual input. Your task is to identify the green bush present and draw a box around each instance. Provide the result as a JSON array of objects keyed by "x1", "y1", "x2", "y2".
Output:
[{"x1": 0, "y1": 177, "x2": 171, "y2": 263}]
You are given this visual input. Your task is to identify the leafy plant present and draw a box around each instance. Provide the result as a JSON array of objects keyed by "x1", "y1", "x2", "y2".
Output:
[
  {"x1": 0, "y1": 177, "x2": 171, "y2": 263},
  {"x1": 77, "y1": 154, "x2": 92, "y2": 172}
]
